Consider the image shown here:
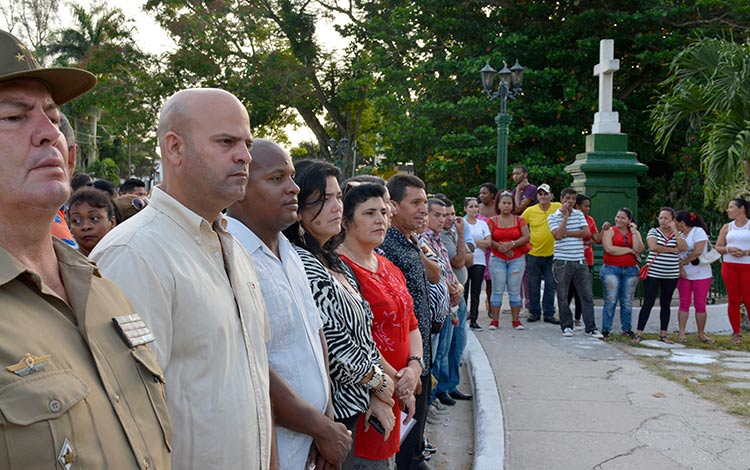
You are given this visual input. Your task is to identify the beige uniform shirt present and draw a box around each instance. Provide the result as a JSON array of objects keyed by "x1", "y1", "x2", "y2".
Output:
[
  {"x1": 0, "y1": 239, "x2": 171, "y2": 469},
  {"x1": 91, "y1": 187, "x2": 272, "y2": 470}
]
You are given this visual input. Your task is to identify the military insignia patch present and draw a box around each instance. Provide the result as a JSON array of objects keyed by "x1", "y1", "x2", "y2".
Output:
[
  {"x1": 6, "y1": 353, "x2": 50, "y2": 376},
  {"x1": 112, "y1": 314, "x2": 155, "y2": 348},
  {"x1": 57, "y1": 438, "x2": 74, "y2": 469}
]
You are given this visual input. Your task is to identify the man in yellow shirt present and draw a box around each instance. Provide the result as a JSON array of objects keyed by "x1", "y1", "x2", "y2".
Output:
[{"x1": 521, "y1": 184, "x2": 562, "y2": 323}]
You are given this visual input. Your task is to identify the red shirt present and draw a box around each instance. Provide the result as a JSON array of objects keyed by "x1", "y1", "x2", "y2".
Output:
[
  {"x1": 603, "y1": 228, "x2": 638, "y2": 267},
  {"x1": 584, "y1": 215, "x2": 598, "y2": 266},
  {"x1": 487, "y1": 215, "x2": 527, "y2": 260},
  {"x1": 342, "y1": 253, "x2": 419, "y2": 460}
]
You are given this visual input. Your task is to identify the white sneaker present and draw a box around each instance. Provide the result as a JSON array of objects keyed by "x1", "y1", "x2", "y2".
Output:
[
  {"x1": 562, "y1": 327, "x2": 573, "y2": 337},
  {"x1": 587, "y1": 329, "x2": 604, "y2": 339},
  {"x1": 430, "y1": 399, "x2": 449, "y2": 413},
  {"x1": 427, "y1": 405, "x2": 442, "y2": 424}
]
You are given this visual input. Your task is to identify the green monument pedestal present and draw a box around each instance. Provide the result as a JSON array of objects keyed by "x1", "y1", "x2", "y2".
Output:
[{"x1": 565, "y1": 133, "x2": 648, "y2": 296}]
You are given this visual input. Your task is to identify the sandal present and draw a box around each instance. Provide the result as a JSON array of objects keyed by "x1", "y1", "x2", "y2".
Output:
[
  {"x1": 658, "y1": 335, "x2": 674, "y2": 344},
  {"x1": 698, "y1": 336, "x2": 716, "y2": 345},
  {"x1": 732, "y1": 333, "x2": 742, "y2": 346},
  {"x1": 632, "y1": 334, "x2": 642, "y2": 344},
  {"x1": 677, "y1": 336, "x2": 687, "y2": 344}
]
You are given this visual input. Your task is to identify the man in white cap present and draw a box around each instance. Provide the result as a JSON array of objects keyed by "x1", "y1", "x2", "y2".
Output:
[
  {"x1": 0, "y1": 29, "x2": 171, "y2": 468},
  {"x1": 521, "y1": 183, "x2": 562, "y2": 323}
]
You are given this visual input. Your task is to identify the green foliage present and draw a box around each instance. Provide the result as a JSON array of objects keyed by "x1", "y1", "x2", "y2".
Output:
[
  {"x1": 651, "y1": 37, "x2": 750, "y2": 207},
  {"x1": 87, "y1": 158, "x2": 120, "y2": 185}
]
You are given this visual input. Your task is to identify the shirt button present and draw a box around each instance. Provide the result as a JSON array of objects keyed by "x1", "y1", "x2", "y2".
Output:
[
  {"x1": 49, "y1": 399, "x2": 62, "y2": 412},
  {"x1": 143, "y1": 457, "x2": 150, "y2": 469},
  {"x1": 214, "y1": 252, "x2": 221, "y2": 258},
  {"x1": 114, "y1": 394, "x2": 121, "y2": 403},
  {"x1": 194, "y1": 236, "x2": 201, "y2": 243}
]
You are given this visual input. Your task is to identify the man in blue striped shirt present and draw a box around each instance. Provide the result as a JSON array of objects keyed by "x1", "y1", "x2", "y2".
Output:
[{"x1": 548, "y1": 187, "x2": 603, "y2": 338}]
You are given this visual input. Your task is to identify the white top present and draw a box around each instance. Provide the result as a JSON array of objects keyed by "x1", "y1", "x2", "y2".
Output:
[
  {"x1": 465, "y1": 218, "x2": 490, "y2": 266},
  {"x1": 547, "y1": 208, "x2": 587, "y2": 261},
  {"x1": 227, "y1": 217, "x2": 329, "y2": 470},
  {"x1": 724, "y1": 219, "x2": 750, "y2": 264},
  {"x1": 679, "y1": 227, "x2": 712, "y2": 280},
  {"x1": 91, "y1": 187, "x2": 272, "y2": 470}
]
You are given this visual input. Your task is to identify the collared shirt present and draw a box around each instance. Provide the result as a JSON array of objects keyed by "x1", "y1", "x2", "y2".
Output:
[
  {"x1": 379, "y1": 227, "x2": 432, "y2": 372},
  {"x1": 547, "y1": 208, "x2": 587, "y2": 261},
  {"x1": 91, "y1": 187, "x2": 271, "y2": 470},
  {"x1": 0, "y1": 239, "x2": 171, "y2": 469},
  {"x1": 422, "y1": 227, "x2": 456, "y2": 285},
  {"x1": 522, "y1": 202, "x2": 562, "y2": 257},
  {"x1": 226, "y1": 217, "x2": 328, "y2": 470},
  {"x1": 441, "y1": 227, "x2": 468, "y2": 285}
]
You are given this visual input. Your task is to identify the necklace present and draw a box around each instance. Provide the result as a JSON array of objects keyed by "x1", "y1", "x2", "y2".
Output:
[{"x1": 339, "y1": 244, "x2": 379, "y2": 273}]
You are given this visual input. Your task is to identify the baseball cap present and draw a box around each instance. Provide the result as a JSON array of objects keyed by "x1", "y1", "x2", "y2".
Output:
[
  {"x1": 0, "y1": 30, "x2": 96, "y2": 104},
  {"x1": 537, "y1": 183, "x2": 551, "y2": 194}
]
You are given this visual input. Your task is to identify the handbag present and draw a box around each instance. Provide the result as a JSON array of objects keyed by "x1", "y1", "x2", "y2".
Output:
[
  {"x1": 639, "y1": 253, "x2": 657, "y2": 280},
  {"x1": 699, "y1": 240, "x2": 721, "y2": 265}
]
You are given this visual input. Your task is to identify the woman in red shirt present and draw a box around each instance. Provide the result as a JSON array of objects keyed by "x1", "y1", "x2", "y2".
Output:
[
  {"x1": 600, "y1": 208, "x2": 644, "y2": 338},
  {"x1": 486, "y1": 191, "x2": 531, "y2": 330},
  {"x1": 339, "y1": 183, "x2": 422, "y2": 467}
]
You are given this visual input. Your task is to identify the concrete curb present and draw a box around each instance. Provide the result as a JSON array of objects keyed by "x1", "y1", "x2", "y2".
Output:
[{"x1": 465, "y1": 331, "x2": 505, "y2": 470}]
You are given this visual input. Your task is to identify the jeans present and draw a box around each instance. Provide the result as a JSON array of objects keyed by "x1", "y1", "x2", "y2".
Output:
[
  {"x1": 600, "y1": 264, "x2": 639, "y2": 332},
  {"x1": 553, "y1": 259, "x2": 596, "y2": 331},
  {"x1": 527, "y1": 254, "x2": 556, "y2": 318},
  {"x1": 432, "y1": 297, "x2": 468, "y2": 397},
  {"x1": 464, "y1": 264, "x2": 485, "y2": 322},
  {"x1": 489, "y1": 256, "x2": 526, "y2": 307}
]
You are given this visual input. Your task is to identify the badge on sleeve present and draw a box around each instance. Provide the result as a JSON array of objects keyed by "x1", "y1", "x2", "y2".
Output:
[
  {"x1": 57, "y1": 438, "x2": 74, "y2": 469},
  {"x1": 112, "y1": 314, "x2": 155, "y2": 348},
  {"x1": 6, "y1": 353, "x2": 50, "y2": 376}
]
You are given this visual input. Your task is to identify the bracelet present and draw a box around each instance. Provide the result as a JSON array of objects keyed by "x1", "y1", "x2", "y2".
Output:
[
  {"x1": 365, "y1": 364, "x2": 384, "y2": 390},
  {"x1": 511, "y1": 240, "x2": 515, "y2": 247},
  {"x1": 377, "y1": 374, "x2": 388, "y2": 394}
]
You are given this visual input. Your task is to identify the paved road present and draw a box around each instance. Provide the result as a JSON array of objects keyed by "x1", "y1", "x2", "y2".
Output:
[{"x1": 469, "y1": 307, "x2": 750, "y2": 469}]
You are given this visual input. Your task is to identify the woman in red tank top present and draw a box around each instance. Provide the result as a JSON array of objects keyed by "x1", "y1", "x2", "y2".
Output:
[
  {"x1": 486, "y1": 191, "x2": 531, "y2": 330},
  {"x1": 600, "y1": 208, "x2": 644, "y2": 338}
]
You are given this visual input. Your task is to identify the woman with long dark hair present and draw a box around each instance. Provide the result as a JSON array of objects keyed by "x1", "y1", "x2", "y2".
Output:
[
  {"x1": 633, "y1": 207, "x2": 687, "y2": 343},
  {"x1": 283, "y1": 161, "x2": 391, "y2": 467},
  {"x1": 716, "y1": 198, "x2": 750, "y2": 345},
  {"x1": 674, "y1": 210, "x2": 714, "y2": 343}
]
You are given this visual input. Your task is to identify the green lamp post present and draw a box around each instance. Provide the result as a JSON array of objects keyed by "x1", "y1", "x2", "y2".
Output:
[{"x1": 480, "y1": 60, "x2": 525, "y2": 190}]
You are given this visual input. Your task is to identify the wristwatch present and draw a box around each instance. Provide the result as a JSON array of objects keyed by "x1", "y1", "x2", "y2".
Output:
[
  {"x1": 365, "y1": 364, "x2": 384, "y2": 390},
  {"x1": 408, "y1": 356, "x2": 424, "y2": 372}
]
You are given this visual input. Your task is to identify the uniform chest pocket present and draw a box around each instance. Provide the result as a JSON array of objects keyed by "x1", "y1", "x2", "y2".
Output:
[{"x1": 0, "y1": 369, "x2": 105, "y2": 469}]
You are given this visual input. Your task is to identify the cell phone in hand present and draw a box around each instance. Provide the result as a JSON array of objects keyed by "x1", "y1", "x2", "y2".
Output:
[{"x1": 368, "y1": 416, "x2": 385, "y2": 435}]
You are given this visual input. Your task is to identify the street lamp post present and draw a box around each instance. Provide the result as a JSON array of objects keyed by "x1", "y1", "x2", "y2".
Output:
[
  {"x1": 328, "y1": 136, "x2": 349, "y2": 171},
  {"x1": 480, "y1": 60, "x2": 525, "y2": 189}
]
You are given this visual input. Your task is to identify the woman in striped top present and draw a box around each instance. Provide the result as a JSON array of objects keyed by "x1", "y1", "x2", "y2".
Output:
[
  {"x1": 633, "y1": 208, "x2": 687, "y2": 343},
  {"x1": 283, "y1": 161, "x2": 391, "y2": 467}
]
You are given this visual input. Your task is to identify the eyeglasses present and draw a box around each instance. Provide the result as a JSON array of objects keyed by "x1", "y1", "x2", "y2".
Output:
[
  {"x1": 499, "y1": 191, "x2": 512, "y2": 197},
  {"x1": 342, "y1": 180, "x2": 362, "y2": 198},
  {"x1": 623, "y1": 233, "x2": 629, "y2": 245},
  {"x1": 132, "y1": 197, "x2": 149, "y2": 211}
]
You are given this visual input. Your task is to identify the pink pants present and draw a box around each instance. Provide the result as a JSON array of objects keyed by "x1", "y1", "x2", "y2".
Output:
[
  {"x1": 677, "y1": 277, "x2": 712, "y2": 313},
  {"x1": 722, "y1": 262, "x2": 750, "y2": 334}
]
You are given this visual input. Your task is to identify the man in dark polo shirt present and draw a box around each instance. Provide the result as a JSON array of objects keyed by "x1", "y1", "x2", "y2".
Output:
[{"x1": 380, "y1": 174, "x2": 436, "y2": 470}]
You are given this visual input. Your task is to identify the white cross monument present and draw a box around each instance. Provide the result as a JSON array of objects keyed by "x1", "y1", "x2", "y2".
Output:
[{"x1": 591, "y1": 39, "x2": 621, "y2": 134}]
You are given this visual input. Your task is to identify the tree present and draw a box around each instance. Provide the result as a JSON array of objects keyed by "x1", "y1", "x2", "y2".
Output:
[
  {"x1": 46, "y1": 3, "x2": 160, "y2": 179},
  {"x1": 0, "y1": 0, "x2": 60, "y2": 59},
  {"x1": 651, "y1": 37, "x2": 750, "y2": 206}
]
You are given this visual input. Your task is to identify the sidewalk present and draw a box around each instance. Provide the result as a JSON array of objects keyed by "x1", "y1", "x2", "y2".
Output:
[{"x1": 463, "y1": 302, "x2": 750, "y2": 469}]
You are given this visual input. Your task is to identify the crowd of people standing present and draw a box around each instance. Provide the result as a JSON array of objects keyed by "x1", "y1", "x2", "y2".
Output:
[{"x1": 3, "y1": 27, "x2": 750, "y2": 470}]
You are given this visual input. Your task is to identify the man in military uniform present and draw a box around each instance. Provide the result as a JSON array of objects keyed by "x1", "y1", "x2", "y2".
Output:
[{"x1": 0, "y1": 30, "x2": 171, "y2": 469}]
